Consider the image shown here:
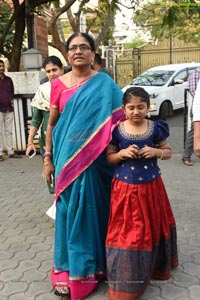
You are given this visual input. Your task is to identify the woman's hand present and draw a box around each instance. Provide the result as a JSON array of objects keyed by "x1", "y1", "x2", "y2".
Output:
[
  {"x1": 26, "y1": 143, "x2": 36, "y2": 157},
  {"x1": 43, "y1": 159, "x2": 55, "y2": 184}
]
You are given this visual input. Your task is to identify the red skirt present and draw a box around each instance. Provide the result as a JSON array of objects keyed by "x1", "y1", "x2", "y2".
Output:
[{"x1": 106, "y1": 176, "x2": 178, "y2": 300}]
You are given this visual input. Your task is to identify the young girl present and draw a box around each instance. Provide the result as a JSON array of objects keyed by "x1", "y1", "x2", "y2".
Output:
[{"x1": 106, "y1": 87, "x2": 178, "y2": 300}]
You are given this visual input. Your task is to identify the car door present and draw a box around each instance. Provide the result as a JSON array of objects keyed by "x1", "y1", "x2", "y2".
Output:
[{"x1": 168, "y1": 69, "x2": 188, "y2": 110}]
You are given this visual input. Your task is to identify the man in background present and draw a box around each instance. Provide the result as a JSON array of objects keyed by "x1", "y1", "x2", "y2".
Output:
[
  {"x1": 182, "y1": 66, "x2": 200, "y2": 166},
  {"x1": 92, "y1": 53, "x2": 113, "y2": 77},
  {"x1": 0, "y1": 59, "x2": 21, "y2": 161}
]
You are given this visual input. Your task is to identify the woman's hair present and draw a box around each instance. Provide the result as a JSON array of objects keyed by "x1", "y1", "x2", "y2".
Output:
[
  {"x1": 42, "y1": 55, "x2": 63, "y2": 69},
  {"x1": 122, "y1": 87, "x2": 150, "y2": 107},
  {"x1": 65, "y1": 32, "x2": 96, "y2": 52}
]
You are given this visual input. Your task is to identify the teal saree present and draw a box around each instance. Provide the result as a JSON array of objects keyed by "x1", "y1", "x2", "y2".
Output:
[{"x1": 51, "y1": 73, "x2": 124, "y2": 299}]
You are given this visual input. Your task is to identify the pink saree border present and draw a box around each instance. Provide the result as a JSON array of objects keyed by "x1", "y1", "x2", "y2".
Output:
[{"x1": 55, "y1": 108, "x2": 124, "y2": 201}]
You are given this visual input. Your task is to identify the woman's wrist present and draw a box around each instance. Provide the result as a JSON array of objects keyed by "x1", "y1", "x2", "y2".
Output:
[
  {"x1": 43, "y1": 151, "x2": 52, "y2": 158},
  {"x1": 43, "y1": 156, "x2": 53, "y2": 166}
]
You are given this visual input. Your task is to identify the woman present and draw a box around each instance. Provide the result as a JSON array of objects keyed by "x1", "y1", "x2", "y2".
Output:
[
  {"x1": 26, "y1": 55, "x2": 64, "y2": 194},
  {"x1": 43, "y1": 32, "x2": 125, "y2": 299}
]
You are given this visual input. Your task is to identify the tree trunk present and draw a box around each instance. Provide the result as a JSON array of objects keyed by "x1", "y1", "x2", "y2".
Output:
[{"x1": 9, "y1": 5, "x2": 26, "y2": 71}]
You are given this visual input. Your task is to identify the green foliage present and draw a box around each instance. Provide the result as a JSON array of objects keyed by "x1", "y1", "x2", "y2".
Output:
[
  {"x1": 0, "y1": 1, "x2": 15, "y2": 52},
  {"x1": 124, "y1": 36, "x2": 146, "y2": 49},
  {"x1": 133, "y1": 0, "x2": 200, "y2": 44}
]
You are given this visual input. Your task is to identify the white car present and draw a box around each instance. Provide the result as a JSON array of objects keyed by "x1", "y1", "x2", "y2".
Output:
[{"x1": 122, "y1": 63, "x2": 200, "y2": 120}]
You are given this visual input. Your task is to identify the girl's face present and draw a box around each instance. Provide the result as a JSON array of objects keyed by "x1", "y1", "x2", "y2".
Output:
[
  {"x1": 123, "y1": 96, "x2": 148, "y2": 124},
  {"x1": 45, "y1": 62, "x2": 64, "y2": 82},
  {"x1": 67, "y1": 36, "x2": 95, "y2": 67}
]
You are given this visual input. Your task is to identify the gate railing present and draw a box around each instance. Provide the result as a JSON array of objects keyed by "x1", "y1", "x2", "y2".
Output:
[{"x1": 13, "y1": 94, "x2": 36, "y2": 152}]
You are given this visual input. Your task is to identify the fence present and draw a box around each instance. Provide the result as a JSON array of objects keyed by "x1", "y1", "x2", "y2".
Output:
[
  {"x1": 115, "y1": 38, "x2": 200, "y2": 88},
  {"x1": 12, "y1": 94, "x2": 36, "y2": 152}
]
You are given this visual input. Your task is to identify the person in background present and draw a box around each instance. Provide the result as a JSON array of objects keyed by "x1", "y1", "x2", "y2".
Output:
[
  {"x1": 43, "y1": 32, "x2": 124, "y2": 299},
  {"x1": 0, "y1": 59, "x2": 21, "y2": 161},
  {"x1": 26, "y1": 55, "x2": 64, "y2": 194},
  {"x1": 182, "y1": 66, "x2": 200, "y2": 166},
  {"x1": 40, "y1": 65, "x2": 72, "y2": 84},
  {"x1": 192, "y1": 76, "x2": 200, "y2": 158},
  {"x1": 106, "y1": 87, "x2": 178, "y2": 300},
  {"x1": 92, "y1": 52, "x2": 112, "y2": 77}
]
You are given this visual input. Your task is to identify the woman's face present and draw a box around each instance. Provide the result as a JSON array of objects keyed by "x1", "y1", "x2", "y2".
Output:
[
  {"x1": 45, "y1": 62, "x2": 64, "y2": 82},
  {"x1": 67, "y1": 36, "x2": 95, "y2": 67}
]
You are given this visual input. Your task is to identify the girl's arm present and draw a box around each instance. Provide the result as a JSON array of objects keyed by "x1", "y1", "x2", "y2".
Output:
[
  {"x1": 139, "y1": 143, "x2": 172, "y2": 160},
  {"x1": 106, "y1": 144, "x2": 139, "y2": 164},
  {"x1": 43, "y1": 107, "x2": 60, "y2": 184}
]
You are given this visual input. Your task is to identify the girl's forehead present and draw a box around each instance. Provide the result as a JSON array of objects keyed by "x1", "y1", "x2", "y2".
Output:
[{"x1": 128, "y1": 96, "x2": 144, "y2": 103}]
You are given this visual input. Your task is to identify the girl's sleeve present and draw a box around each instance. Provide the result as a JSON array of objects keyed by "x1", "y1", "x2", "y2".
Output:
[
  {"x1": 154, "y1": 120, "x2": 170, "y2": 145},
  {"x1": 108, "y1": 127, "x2": 119, "y2": 151},
  {"x1": 50, "y1": 78, "x2": 62, "y2": 109}
]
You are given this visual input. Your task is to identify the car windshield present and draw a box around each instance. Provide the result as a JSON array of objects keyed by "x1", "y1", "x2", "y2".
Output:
[{"x1": 132, "y1": 70, "x2": 175, "y2": 86}]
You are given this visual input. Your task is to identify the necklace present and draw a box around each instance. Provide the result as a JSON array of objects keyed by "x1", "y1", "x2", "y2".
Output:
[{"x1": 70, "y1": 71, "x2": 92, "y2": 87}]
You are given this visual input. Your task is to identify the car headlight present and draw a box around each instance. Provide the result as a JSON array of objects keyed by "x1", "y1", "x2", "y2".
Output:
[
  {"x1": 150, "y1": 103, "x2": 156, "y2": 110},
  {"x1": 150, "y1": 93, "x2": 159, "y2": 98}
]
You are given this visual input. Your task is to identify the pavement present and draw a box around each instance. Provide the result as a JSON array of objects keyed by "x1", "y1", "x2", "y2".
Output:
[{"x1": 0, "y1": 135, "x2": 200, "y2": 300}]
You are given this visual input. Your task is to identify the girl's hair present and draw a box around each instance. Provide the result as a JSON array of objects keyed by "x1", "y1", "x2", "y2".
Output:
[
  {"x1": 122, "y1": 87, "x2": 150, "y2": 107},
  {"x1": 42, "y1": 55, "x2": 63, "y2": 69},
  {"x1": 65, "y1": 32, "x2": 96, "y2": 52}
]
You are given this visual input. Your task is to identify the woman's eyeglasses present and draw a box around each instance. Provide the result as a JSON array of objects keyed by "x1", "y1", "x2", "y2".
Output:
[{"x1": 68, "y1": 45, "x2": 91, "y2": 53}]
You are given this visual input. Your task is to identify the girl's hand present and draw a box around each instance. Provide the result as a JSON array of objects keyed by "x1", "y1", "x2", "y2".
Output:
[
  {"x1": 119, "y1": 144, "x2": 139, "y2": 159},
  {"x1": 139, "y1": 145, "x2": 159, "y2": 159}
]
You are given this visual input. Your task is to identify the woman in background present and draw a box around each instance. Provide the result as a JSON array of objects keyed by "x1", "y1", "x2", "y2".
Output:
[{"x1": 26, "y1": 55, "x2": 64, "y2": 194}]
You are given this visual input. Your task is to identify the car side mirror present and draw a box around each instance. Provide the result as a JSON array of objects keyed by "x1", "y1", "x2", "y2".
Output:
[{"x1": 173, "y1": 79, "x2": 184, "y2": 85}]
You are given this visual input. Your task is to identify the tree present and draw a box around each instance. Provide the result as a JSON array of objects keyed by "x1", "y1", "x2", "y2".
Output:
[
  {"x1": 124, "y1": 36, "x2": 147, "y2": 49},
  {"x1": 0, "y1": 0, "x2": 76, "y2": 71},
  {"x1": 0, "y1": 0, "x2": 139, "y2": 71},
  {"x1": 133, "y1": 0, "x2": 200, "y2": 45}
]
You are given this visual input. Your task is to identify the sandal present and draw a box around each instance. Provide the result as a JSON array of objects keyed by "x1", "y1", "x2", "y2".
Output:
[
  {"x1": 182, "y1": 159, "x2": 193, "y2": 166},
  {"x1": 54, "y1": 286, "x2": 70, "y2": 297}
]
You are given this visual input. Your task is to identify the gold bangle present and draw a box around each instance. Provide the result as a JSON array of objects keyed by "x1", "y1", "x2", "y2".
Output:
[
  {"x1": 27, "y1": 143, "x2": 33, "y2": 146},
  {"x1": 44, "y1": 162, "x2": 51, "y2": 166},
  {"x1": 119, "y1": 152, "x2": 127, "y2": 160},
  {"x1": 159, "y1": 149, "x2": 164, "y2": 160}
]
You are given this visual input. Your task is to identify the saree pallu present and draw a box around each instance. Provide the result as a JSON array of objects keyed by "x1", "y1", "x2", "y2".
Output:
[
  {"x1": 52, "y1": 73, "x2": 125, "y2": 299},
  {"x1": 106, "y1": 177, "x2": 178, "y2": 300}
]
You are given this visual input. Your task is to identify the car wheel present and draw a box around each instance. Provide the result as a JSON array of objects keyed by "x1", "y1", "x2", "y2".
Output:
[{"x1": 159, "y1": 101, "x2": 169, "y2": 120}]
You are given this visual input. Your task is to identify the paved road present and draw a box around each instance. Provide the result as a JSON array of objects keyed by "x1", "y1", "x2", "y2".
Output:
[{"x1": 0, "y1": 111, "x2": 200, "y2": 300}]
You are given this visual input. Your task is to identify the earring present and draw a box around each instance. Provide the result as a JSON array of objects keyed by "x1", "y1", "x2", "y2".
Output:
[{"x1": 146, "y1": 111, "x2": 151, "y2": 118}]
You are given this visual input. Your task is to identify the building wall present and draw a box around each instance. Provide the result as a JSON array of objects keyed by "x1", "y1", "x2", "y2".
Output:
[{"x1": 34, "y1": 16, "x2": 49, "y2": 62}]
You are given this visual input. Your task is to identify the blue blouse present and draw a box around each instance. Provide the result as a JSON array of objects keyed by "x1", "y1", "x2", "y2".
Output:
[{"x1": 108, "y1": 120, "x2": 169, "y2": 184}]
